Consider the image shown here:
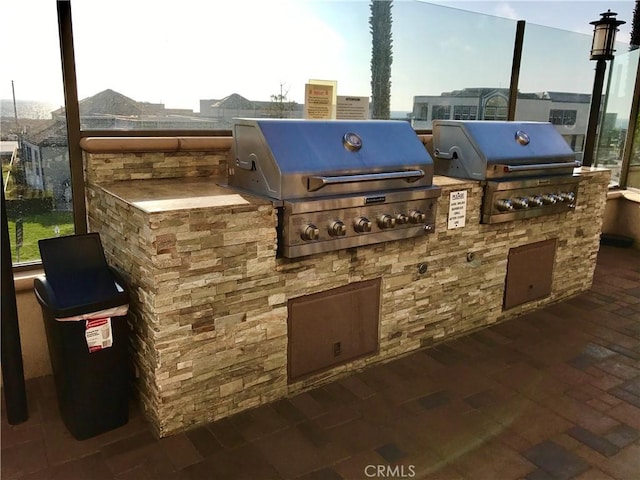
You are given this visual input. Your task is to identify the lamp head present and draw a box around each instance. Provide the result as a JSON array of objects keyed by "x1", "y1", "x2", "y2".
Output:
[{"x1": 590, "y1": 10, "x2": 626, "y2": 61}]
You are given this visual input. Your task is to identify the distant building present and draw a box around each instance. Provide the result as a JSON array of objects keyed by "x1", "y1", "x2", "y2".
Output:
[
  {"x1": 412, "y1": 88, "x2": 592, "y2": 153},
  {"x1": 200, "y1": 93, "x2": 303, "y2": 127},
  {"x1": 21, "y1": 121, "x2": 71, "y2": 208}
]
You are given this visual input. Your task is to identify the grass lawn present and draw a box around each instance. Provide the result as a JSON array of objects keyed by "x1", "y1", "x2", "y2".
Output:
[{"x1": 7, "y1": 211, "x2": 74, "y2": 263}]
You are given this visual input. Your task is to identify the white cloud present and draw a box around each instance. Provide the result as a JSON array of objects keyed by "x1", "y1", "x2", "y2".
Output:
[{"x1": 493, "y1": 2, "x2": 519, "y2": 20}]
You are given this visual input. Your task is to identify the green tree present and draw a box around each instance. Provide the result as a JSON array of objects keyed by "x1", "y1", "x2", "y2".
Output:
[{"x1": 369, "y1": 0, "x2": 393, "y2": 119}]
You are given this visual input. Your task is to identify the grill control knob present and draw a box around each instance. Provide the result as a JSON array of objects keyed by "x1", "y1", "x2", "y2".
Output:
[
  {"x1": 527, "y1": 195, "x2": 544, "y2": 207},
  {"x1": 377, "y1": 214, "x2": 396, "y2": 229},
  {"x1": 328, "y1": 220, "x2": 347, "y2": 237},
  {"x1": 559, "y1": 192, "x2": 575, "y2": 203},
  {"x1": 495, "y1": 199, "x2": 514, "y2": 211},
  {"x1": 354, "y1": 217, "x2": 372, "y2": 233},
  {"x1": 541, "y1": 194, "x2": 558, "y2": 205},
  {"x1": 408, "y1": 210, "x2": 427, "y2": 224},
  {"x1": 395, "y1": 213, "x2": 409, "y2": 225},
  {"x1": 300, "y1": 224, "x2": 320, "y2": 241},
  {"x1": 512, "y1": 197, "x2": 529, "y2": 209}
]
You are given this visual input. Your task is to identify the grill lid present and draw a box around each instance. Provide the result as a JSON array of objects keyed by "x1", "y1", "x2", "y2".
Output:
[
  {"x1": 229, "y1": 118, "x2": 435, "y2": 200},
  {"x1": 432, "y1": 120, "x2": 580, "y2": 180}
]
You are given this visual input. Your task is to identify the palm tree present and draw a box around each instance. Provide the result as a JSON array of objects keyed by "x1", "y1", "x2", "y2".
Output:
[
  {"x1": 630, "y1": 0, "x2": 639, "y2": 50},
  {"x1": 268, "y1": 83, "x2": 297, "y2": 118},
  {"x1": 369, "y1": 0, "x2": 393, "y2": 119}
]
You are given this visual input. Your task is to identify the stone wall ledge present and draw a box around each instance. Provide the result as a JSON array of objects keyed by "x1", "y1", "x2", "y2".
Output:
[
  {"x1": 80, "y1": 134, "x2": 433, "y2": 154},
  {"x1": 607, "y1": 188, "x2": 640, "y2": 203},
  {"x1": 13, "y1": 270, "x2": 43, "y2": 293},
  {"x1": 603, "y1": 187, "x2": 640, "y2": 248},
  {"x1": 80, "y1": 136, "x2": 233, "y2": 153}
]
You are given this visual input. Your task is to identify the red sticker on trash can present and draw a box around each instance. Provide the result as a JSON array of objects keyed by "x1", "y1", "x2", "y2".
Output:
[{"x1": 85, "y1": 318, "x2": 113, "y2": 352}]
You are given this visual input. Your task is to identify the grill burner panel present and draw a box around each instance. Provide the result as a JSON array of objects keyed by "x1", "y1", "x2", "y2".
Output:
[
  {"x1": 432, "y1": 120, "x2": 581, "y2": 224},
  {"x1": 230, "y1": 119, "x2": 441, "y2": 258},
  {"x1": 483, "y1": 176, "x2": 579, "y2": 224},
  {"x1": 281, "y1": 189, "x2": 438, "y2": 258}
]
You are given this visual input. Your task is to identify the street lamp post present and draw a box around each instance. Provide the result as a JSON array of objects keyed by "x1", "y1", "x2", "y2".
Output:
[{"x1": 583, "y1": 10, "x2": 625, "y2": 167}]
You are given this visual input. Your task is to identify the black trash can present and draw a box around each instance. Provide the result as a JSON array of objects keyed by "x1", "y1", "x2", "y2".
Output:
[{"x1": 34, "y1": 233, "x2": 131, "y2": 440}]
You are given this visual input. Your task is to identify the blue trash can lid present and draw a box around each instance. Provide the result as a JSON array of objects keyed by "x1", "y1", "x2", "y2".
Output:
[{"x1": 37, "y1": 233, "x2": 129, "y2": 314}]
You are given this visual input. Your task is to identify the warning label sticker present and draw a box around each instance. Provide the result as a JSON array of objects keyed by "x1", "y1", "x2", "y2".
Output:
[
  {"x1": 85, "y1": 318, "x2": 113, "y2": 352},
  {"x1": 448, "y1": 190, "x2": 467, "y2": 229}
]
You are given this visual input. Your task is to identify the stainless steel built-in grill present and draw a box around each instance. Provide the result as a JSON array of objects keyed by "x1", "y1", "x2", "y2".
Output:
[
  {"x1": 432, "y1": 120, "x2": 581, "y2": 224},
  {"x1": 229, "y1": 119, "x2": 441, "y2": 258}
]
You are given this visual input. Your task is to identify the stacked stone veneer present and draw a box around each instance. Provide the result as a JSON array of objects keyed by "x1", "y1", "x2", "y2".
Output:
[
  {"x1": 85, "y1": 150, "x2": 227, "y2": 184},
  {"x1": 84, "y1": 148, "x2": 610, "y2": 437}
]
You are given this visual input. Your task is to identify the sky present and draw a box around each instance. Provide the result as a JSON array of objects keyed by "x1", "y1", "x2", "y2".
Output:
[
  {"x1": 426, "y1": 1, "x2": 634, "y2": 38},
  {"x1": 0, "y1": 0, "x2": 636, "y2": 113}
]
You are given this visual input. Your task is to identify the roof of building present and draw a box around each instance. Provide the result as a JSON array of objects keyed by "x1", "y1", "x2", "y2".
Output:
[
  {"x1": 52, "y1": 89, "x2": 167, "y2": 117},
  {"x1": 81, "y1": 89, "x2": 166, "y2": 116},
  {"x1": 543, "y1": 91, "x2": 591, "y2": 103},
  {"x1": 0, "y1": 141, "x2": 19, "y2": 155},
  {"x1": 435, "y1": 87, "x2": 540, "y2": 100},
  {"x1": 23, "y1": 120, "x2": 67, "y2": 146},
  {"x1": 210, "y1": 93, "x2": 256, "y2": 110},
  {"x1": 444, "y1": 87, "x2": 509, "y2": 97}
]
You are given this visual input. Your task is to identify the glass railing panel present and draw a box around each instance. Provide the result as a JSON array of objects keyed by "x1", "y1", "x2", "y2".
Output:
[
  {"x1": 1, "y1": 0, "x2": 74, "y2": 264},
  {"x1": 72, "y1": 0, "x2": 369, "y2": 130},
  {"x1": 627, "y1": 104, "x2": 640, "y2": 189},
  {"x1": 71, "y1": 0, "x2": 517, "y2": 131},
  {"x1": 516, "y1": 23, "x2": 595, "y2": 158},
  {"x1": 595, "y1": 48, "x2": 640, "y2": 186},
  {"x1": 396, "y1": 2, "x2": 517, "y2": 128}
]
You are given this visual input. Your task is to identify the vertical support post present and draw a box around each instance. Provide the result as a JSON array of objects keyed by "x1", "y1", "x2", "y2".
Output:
[
  {"x1": 583, "y1": 59, "x2": 608, "y2": 167},
  {"x1": 11, "y1": 80, "x2": 19, "y2": 131},
  {"x1": 57, "y1": 0, "x2": 87, "y2": 234},
  {"x1": 618, "y1": 55, "x2": 640, "y2": 187},
  {"x1": 508, "y1": 20, "x2": 526, "y2": 121},
  {"x1": 1, "y1": 187, "x2": 29, "y2": 425}
]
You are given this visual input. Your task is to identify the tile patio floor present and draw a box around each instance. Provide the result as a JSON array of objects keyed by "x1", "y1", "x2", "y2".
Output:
[{"x1": 2, "y1": 244, "x2": 639, "y2": 480}]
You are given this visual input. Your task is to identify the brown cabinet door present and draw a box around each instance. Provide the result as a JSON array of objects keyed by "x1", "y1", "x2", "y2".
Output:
[
  {"x1": 288, "y1": 279, "x2": 380, "y2": 381},
  {"x1": 504, "y1": 239, "x2": 557, "y2": 310}
]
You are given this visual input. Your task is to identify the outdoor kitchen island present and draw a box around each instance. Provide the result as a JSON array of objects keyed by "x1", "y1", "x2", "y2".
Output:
[{"x1": 82, "y1": 139, "x2": 610, "y2": 438}]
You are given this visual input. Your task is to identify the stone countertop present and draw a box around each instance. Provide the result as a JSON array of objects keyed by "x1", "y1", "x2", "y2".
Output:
[
  {"x1": 433, "y1": 175, "x2": 477, "y2": 187},
  {"x1": 97, "y1": 175, "x2": 477, "y2": 215},
  {"x1": 575, "y1": 166, "x2": 611, "y2": 177},
  {"x1": 96, "y1": 177, "x2": 271, "y2": 214},
  {"x1": 94, "y1": 168, "x2": 608, "y2": 215},
  {"x1": 432, "y1": 168, "x2": 609, "y2": 187}
]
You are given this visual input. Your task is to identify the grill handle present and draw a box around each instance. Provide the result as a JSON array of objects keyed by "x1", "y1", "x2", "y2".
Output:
[
  {"x1": 433, "y1": 149, "x2": 458, "y2": 160},
  {"x1": 307, "y1": 170, "x2": 425, "y2": 192},
  {"x1": 501, "y1": 161, "x2": 581, "y2": 173}
]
